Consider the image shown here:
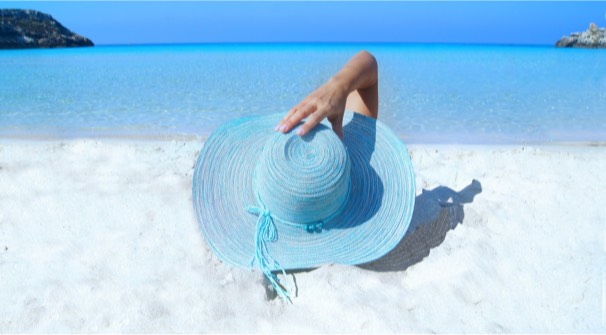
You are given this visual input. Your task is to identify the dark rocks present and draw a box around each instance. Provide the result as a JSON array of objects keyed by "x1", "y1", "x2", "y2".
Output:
[
  {"x1": 0, "y1": 9, "x2": 93, "y2": 49},
  {"x1": 556, "y1": 22, "x2": 606, "y2": 48}
]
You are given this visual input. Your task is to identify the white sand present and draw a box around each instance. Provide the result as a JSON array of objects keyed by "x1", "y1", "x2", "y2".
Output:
[{"x1": 0, "y1": 139, "x2": 604, "y2": 332}]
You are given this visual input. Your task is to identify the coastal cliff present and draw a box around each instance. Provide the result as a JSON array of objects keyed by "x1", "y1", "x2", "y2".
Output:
[
  {"x1": 556, "y1": 23, "x2": 606, "y2": 48},
  {"x1": 0, "y1": 9, "x2": 93, "y2": 49}
]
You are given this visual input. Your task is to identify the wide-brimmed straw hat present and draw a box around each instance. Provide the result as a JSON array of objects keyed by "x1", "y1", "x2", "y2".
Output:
[{"x1": 192, "y1": 111, "x2": 415, "y2": 302}]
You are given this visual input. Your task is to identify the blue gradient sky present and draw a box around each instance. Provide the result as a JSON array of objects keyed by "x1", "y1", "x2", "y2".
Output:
[{"x1": 2, "y1": 1, "x2": 605, "y2": 45}]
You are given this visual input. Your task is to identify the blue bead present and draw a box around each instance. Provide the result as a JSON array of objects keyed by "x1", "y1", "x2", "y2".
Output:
[
  {"x1": 306, "y1": 224, "x2": 315, "y2": 233},
  {"x1": 315, "y1": 222, "x2": 324, "y2": 233}
]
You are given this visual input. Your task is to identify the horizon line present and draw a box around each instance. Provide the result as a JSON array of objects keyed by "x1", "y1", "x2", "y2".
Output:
[{"x1": 92, "y1": 41, "x2": 556, "y2": 48}]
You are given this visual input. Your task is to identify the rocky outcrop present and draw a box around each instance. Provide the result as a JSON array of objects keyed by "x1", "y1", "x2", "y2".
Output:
[
  {"x1": 556, "y1": 23, "x2": 606, "y2": 48},
  {"x1": 0, "y1": 9, "x2": 93, "y2": 49}
]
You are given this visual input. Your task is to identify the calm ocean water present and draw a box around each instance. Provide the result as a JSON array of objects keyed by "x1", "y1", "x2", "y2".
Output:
[{"x1": 1, "y1": 43, "x2": 605, "y2": 143}]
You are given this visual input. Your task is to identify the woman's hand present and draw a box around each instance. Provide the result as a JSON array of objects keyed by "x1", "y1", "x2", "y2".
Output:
[
  {"x1": 275, "y1": 50, "x2": 379, "y2": 138},
  {"x1": 275, "y1": 77, "x2": 349, "y2": 138}
]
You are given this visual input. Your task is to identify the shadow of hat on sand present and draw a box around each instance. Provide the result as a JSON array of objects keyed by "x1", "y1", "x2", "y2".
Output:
[
  {"x1": 359, "y1": 179, "x2": 482, "y2": 272},
  {"x1": 264, "y1": 180, "x2": 482, "y2": 300}
]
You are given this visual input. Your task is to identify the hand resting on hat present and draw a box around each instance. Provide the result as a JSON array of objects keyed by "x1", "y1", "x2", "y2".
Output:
[{"x1": 275, "y1": 50, "x2": 379, "y2": 139}]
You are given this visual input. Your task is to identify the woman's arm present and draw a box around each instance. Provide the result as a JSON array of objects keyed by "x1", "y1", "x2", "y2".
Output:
[{"x1": 275, "y1": 50, "x2": 378, "y2": 138}]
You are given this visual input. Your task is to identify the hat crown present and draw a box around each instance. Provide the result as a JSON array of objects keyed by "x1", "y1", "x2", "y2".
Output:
[{"x1": 255, "y1": 124, "x2": 351, "y2": 225}]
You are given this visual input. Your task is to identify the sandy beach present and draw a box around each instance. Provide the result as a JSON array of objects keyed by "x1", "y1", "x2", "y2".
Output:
[{"x1": 0, "y1": 139, "x2": 603, "y2": 332}]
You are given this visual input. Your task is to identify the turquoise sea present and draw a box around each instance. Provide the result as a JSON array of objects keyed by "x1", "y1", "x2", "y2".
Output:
[{"x1": 1, "y1": 43, "x2": 605, "y2": 143}]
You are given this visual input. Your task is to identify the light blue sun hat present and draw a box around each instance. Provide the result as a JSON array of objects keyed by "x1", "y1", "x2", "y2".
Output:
[{"x1": 193, "y1": 111, "x2": 415, "y2": 302}]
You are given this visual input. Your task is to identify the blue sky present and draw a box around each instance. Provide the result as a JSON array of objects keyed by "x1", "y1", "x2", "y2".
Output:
[{"x1": 2, "y1": 1, "x2": 605, "y2": 45}]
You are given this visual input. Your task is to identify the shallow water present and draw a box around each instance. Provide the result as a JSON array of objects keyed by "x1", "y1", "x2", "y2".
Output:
[{"x1": 1, "y1": 43, "x2": 605, "y2": 143}]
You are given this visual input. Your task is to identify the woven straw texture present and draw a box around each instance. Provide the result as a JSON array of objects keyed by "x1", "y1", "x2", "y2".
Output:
[{"x1": 192, "y1": 111, "x2": 415, "y2": 271}]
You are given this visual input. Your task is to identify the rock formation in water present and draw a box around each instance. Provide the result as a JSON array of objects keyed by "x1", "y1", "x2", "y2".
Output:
[
  {"x1": 556, "y1": 22, "x2": 606, "y2": 48},
  {"x1": 0, "y1": 9, "x2": 93, "y2": 49}
]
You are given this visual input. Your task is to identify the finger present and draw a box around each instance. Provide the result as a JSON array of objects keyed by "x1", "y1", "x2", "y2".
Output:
[
  {"x1": 297, "y1": 111, "x2": 324, "y2": 136},
  {"x1": 276, "y1": 105, "x2": 300, "y2": 131},
  {"x1": 281, "y1": 104, "x2": 316, "y2": 133}
]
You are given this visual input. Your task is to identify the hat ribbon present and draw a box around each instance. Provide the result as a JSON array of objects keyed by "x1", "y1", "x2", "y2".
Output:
[{"x1": 246, "y1": 204, "x2": 293, "y2": 304}]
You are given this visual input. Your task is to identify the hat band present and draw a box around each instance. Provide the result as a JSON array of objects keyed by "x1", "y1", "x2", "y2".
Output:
[
  {"x1": 252, "y1": 176, "x2": 351, "y2": 232},
  {"x1": 244, "y1": 179, "x2": 351, "y2": 303}
]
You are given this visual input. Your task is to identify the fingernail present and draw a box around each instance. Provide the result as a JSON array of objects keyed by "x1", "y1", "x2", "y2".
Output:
[
  {"x1": 279, "y1": 125, "x2": 287, "y2": 132},
  {"x1": 274, "y1": 124, "x2": 280, "y2": 131},
  {"x1": 296, "y1": 128, "x2": 304, "y2": 136}
]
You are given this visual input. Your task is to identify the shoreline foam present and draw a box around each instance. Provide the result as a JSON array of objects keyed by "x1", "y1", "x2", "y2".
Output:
[{"x1": 2, "y1": 134, "x2": 606, "y2": 148}]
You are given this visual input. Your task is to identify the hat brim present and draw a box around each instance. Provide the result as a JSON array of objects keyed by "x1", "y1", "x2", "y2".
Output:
[{"x1": 193, "y1": 111, "x2": 415, "y2": 271}]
